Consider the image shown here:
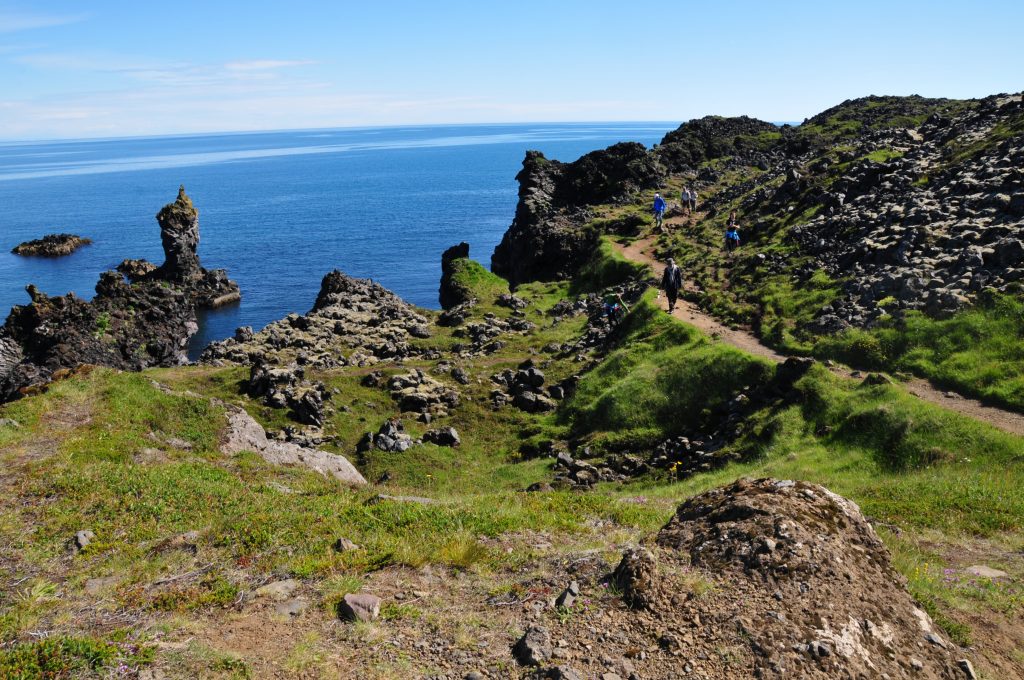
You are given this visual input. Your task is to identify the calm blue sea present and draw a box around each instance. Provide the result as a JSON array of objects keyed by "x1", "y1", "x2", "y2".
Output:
[{"x1": 0, "y1": 123, "x2": 673, "y2": 354}]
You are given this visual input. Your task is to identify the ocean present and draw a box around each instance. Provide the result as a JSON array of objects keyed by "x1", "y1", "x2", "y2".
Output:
[{"x1": 0, "y1": 123, "x2": 674, "y2": 355}]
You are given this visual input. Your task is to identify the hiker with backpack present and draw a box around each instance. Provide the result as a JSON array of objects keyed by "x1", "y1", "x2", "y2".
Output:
[
  {"x1": 661, "y1": 258, "x2": 683, "y2": 313},
  {"x1": 653, "y1": 192, "x2": 667, "y2": 230},
  {"x1": 688, "y1": 186, "x2": 698, "y2": 213},
  {"x1": 602, "y1": 292, "x2": 629, "y2": 326},
  {"x1": 725, "y1": 210, "x2": 741, "y2": 253}
]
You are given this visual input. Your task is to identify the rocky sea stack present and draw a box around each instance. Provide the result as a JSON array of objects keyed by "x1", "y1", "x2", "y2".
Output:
[
  {"x1": 11, "y1": 233, "x2": 92, "y2": 257},
  {"x1": 0, "y1": 186, "x2": 239, "y2": 401}
]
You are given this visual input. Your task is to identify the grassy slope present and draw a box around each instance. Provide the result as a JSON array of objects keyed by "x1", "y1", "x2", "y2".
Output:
[
  {"x1": 646, "y1": 98, "x2": 1024, "y2": 413},
  {"x1": 1, "y1": 213, "x2": 1023, "y2": 675}
]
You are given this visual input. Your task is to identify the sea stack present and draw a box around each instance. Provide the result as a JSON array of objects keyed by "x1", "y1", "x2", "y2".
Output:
[
  {"x1": 155, "y1": 185, "x2": 203, "y2": 282},
  {"x1": 0, "y1": 186, "x2": 241, "y2": 402}
]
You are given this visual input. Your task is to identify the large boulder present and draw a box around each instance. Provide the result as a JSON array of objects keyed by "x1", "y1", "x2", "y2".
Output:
[{"x1": 221, "y1": 405, "x2": 366, "y2": 485}]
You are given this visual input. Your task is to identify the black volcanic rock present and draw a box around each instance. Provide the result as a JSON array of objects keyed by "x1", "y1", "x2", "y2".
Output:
[
  {"x1": 0, "y1": 187, "x2": 240, "y2": 402},
  {"x1": 656, "y1": 115, "x2": 779, "y2": 172},
  {"x1": 154, "y1": 185, "x2": 203, "y2": 282},
  {"x1": 203, "y1": 269, "x2": 432, "y2": 370},
  {"x1": 555, "y1": 141, "x2": 663, "y2": 206},
  {"x1": 1, "y1": 281, "x2": 197, "y2": 401},
  {"x1": 438, "y1": 241, "x2": 470, "y2": 310},
  {"x1": 148, "y1": 186, "x2": 240, "y2": 308},
  {"x1": 491, "y1": 143, "x2": 664, "y2": 287},
  {"x1": 117, "y1": 258, "x2": 157, "y2": 282},
  {"x1": 11, "y1": 233, "x2": 92, "y2": 257}
]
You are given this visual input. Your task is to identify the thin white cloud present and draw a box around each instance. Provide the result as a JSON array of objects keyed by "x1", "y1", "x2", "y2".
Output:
[
  {"x1": 224, "y1": 59, "x2": 316, "y2": 71},
  {"x1": 0, "y1": 11, "x2": 86, "y2": 33}
]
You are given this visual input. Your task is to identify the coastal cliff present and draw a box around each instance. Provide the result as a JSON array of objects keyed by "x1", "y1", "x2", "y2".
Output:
[{"x1": 490, "y1": 142, "x2": 662, "y2": 286}]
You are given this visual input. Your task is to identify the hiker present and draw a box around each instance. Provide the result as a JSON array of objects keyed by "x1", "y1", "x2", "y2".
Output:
[
  {"x1": 689, "y1": 186, "x2": 698, "y2": 213},
  {"x1": 661, "y1": 258, "x2": 683, "y2": 313},
  {"x1": 653, "y1": 192, "x2": 667, "y2": 230},
  {"x1": 680, "y1": 187, "x2": 691, "y2": 215},
  {"x1": 725, "y1": 211, "x2": 741, "y2": 253},
  {"x1": 602, "y1": 292, "x2": 629, "y2": 326}
]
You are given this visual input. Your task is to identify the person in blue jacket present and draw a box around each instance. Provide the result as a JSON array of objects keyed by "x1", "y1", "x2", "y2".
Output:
[{"x1": 653, "y1": 192, "x2": 667, "y2": 230}]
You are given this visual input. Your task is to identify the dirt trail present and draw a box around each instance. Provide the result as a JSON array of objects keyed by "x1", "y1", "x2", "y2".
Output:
[{"x1": 615, "y1": 234, "x2": 1024, "y2": 437}]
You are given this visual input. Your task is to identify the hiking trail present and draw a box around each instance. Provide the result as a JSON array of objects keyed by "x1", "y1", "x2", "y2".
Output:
[{"x1": 614, "y1": 234, "x2": 1024, "y2": 437}]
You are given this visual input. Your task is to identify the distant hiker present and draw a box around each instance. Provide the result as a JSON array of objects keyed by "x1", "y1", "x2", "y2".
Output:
[
  {"x1": 679, "y1": 188, "x2": 691, "y2": 215},
  {"x1": 602, "y1": 292, "x2": 629, "y2": 326},
  {"x1": 653, "y1": 192, "x2": 667, "y2": 230},
  {"x1": 725, "y1": 211, "x2": 741, "y2": 253},
  {"x1": 661, "y1": 258, "x2": 683, "y2": 313},
  {"x1": 689, "y1": 187, "x2": 698, "y2": 213}
]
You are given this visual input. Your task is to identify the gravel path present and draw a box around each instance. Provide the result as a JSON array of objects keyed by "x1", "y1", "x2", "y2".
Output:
[{"x1": 615, "y1": 235, "x2": 1024, "y2": 437}]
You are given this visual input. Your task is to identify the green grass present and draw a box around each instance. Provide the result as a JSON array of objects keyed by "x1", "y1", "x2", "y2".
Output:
[
  {"x1": 560, "y1": 290, "x2": 773, "y2": 443},
  {"x1": 0, "y1": 634, "x2": 153, "y2": 679},
  {"x1": 443, "y1": 256, "x2": 510, "y2": 307},
  {"x1": 814, "y1": 292, "x2": 1024, "y2": 411},
  {"x1": 571, "y1": 236, "x2": 651, "y2": 294},
  {"x1": 3, "y1": 229, "x2": 1024, "y2": 672}
]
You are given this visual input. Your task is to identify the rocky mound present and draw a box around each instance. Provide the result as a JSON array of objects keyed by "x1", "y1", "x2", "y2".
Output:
[
  {"x1": 628, "y1": 480, "x2": 968, "y2": 677},
  {"x1": 657, "y1": 115, "x2": 780, "y2": 172},
  {"x1": 10, "y1": 233, "x2": 92, "y2": 257},
  {"x1": 0, "y1": 187, "x2": 240, "y2": 402},
  {"x1": 491, "y1": 145, "x2": 663, "y2": 286},
  {"x1": 526, "y1": 479, "x2": 972, "y2": 679},
  {"x1": 203, "y1": 269, "x2": 432, "y2": 370}
]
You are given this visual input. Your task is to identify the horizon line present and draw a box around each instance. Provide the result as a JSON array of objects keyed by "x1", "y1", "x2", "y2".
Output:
[{"x1": 0, "y1": 118, "x2": 807, "y2": 147}]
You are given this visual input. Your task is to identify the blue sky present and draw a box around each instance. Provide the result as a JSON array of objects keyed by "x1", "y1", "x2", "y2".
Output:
[{"x1": 1, "y1": 1, "x2": 1021, "y2": 140}]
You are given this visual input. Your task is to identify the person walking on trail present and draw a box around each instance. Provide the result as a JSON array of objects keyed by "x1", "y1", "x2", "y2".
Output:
[
  {"x1": 661, "y1": 258, "x2": 683, "y2": 313},
  {"x1": 725, "y1": 210, "x2": 741, "y2": 253},
  {"x1": 602, "y1": 292, "x2": 629, "y2": 326},
  {"x1": 680, "y1": 187, "x2": 691, "y2": 216},
  {"x1": 653, "y1": 192, "x2": 667, "y2": 230},
  {"x1": 689, "y1": 186, "x2": 699, "y2": 213}
]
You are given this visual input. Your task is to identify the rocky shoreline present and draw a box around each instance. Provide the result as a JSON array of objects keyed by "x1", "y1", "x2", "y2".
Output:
[{"x1": 0, "y1": 186, "x2": 239, "y2": 401}]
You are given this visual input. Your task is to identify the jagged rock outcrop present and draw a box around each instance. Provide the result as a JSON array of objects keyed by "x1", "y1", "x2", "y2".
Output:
[
  {"x1": 11, "y1": 233, "x2": 92, "y2": 257},
  {"x1": 491, "y1": 144, "x2": 663, "y2": 286},
  {"x1": 154, "y1": 185, "x2": 202, "y2": 282},
  {"x1": 203, "y1": 270, "x2": 431, "y2": 370},
  {"x1": 656, "y1": 115, "x2": 780, "y2": 172},
  {"x1": 0, "y1": 187, "x2": 240, "y2": 402},
  {"x1": 439, "y1": 241, "x2": 470, "y2": 310}
]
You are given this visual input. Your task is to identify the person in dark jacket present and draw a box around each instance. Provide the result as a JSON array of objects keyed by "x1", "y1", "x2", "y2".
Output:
[{"x1": 661, "y1": 258, "x2": 683, "y2": 313}]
